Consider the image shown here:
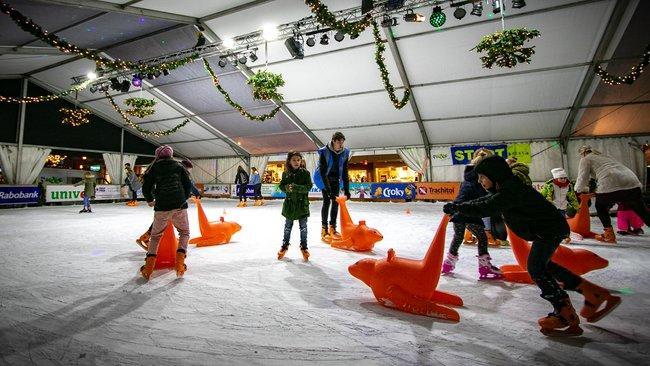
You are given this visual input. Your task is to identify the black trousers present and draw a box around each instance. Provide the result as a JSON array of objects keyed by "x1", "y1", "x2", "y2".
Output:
[
  {"x1": 449, "y1": 222, "x2": 488, "y2": 256},
  {"x1": 253, "y1": 183, "x2": 262, "y2": 200},
  {"x1": 321, "y1": 178, "x2": 340, "y2": 228},
  {"x1": 238, "y1": 184, "x2": 247, "y2": 201},
  {"x1": 527, "y1": 235, "x2": 582, "y2": 307},
  {"x1": 595, "y1": 187, "x2": 650, "y2": 228}
]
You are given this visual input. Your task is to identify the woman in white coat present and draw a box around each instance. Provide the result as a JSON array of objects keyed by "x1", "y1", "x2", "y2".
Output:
[{"x1": 575, "y1": 145, "x2": 649, "y2": 243}]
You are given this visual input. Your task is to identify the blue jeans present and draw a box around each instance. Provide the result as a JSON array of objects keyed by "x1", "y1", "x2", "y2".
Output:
[
  {"x1": 482, "y1": 217, "x2": 491, "y2": 228},
  {"x1": 83, "y1": 195, "x2": 90, "y2": 208},
  {"x1": 283, "y1": 217, "x2": 308, "y2": 249}
]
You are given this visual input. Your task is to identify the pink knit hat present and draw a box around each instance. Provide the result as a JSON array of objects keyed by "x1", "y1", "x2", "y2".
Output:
[{"x1": 155, "y1": 145, "x2": 173, "y2": 159}]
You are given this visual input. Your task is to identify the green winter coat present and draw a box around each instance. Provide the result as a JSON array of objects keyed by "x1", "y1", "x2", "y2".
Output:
[
  {"x1": 539, "y1": 179, "x2": 579, "y2": 213},
  {"x1": 75, "y1": 174, "x2": 96, "y2": 198},
  {"x1": 279, "y1": 168, "x2": 312, "y2": 220},
  {"x1": 511, "y1": 162, "x2": 532, "y2": 186}
]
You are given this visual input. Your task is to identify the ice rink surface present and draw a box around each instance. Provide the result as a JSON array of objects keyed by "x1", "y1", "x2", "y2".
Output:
[{"x1": 0, "y1": 199, "x2": 648, "y2": 365}]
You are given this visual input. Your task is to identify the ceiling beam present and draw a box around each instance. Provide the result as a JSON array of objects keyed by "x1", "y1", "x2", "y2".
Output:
[
  {"x1": 199, "y1": 0, "x2": 275, "y2": 23},
  {"x1": 199, "y1": 22, "x2": 324, "y2": 148},
  {"x1": 382, "y1": 26, "x2": 429, "y2": 150},
  {"x1": 121, "y1": 0, "x2": 144, "y2": 7},
  {"x1": 24, "y1": 23, "x2": 186, "y2": 76},
  {"x1": 30, "y1": 0, "x2": 198, "y2": 24},
  {"x1": 559, "y1": 0, "x2": 634, "y2": 147},
  {"x1": 0, "y1": 46, "x2": 67, "y2": 55}
]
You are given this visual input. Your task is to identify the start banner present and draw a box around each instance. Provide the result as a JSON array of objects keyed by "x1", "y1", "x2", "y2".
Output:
[
  {"x1": 0, "y1": 185, "x2": 39, "y2": 205},
  {"x1": 415, "y1": 182, "x2": 461, "y2": 200},
  {"x1": 451, "y1": 144, "x2": 507, "y2": 165}
]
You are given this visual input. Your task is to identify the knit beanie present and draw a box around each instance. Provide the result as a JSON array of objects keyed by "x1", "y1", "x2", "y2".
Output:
[
  {"x1": 474, "y1": 155, "x2": 514, "y2": 184},
  {"x1": 551, "y1": 168, "x2": 567, "y2": 179},
  {"x1": 155, "y1": 145, "x2": 173, "y2": 159}
]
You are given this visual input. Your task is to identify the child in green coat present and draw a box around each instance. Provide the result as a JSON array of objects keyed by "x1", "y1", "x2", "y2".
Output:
[
  {"x1": 75, "y1": 171, "x2": 96, "y2": 213},
  {"x1": 278, "y1": 151, "x2": 313, "y2": 261}
]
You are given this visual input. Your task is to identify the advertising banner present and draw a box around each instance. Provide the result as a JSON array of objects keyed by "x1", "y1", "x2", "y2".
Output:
[
  {"x1": 46, "y1": 185, "x2": 84, "y2": 202},
  {"x1": 451, "y1": 144, "x2": 507, "y2": 165},
  {"x1": 0, "y1": 185, "x2": 39, "y2": 205},
  {"x1": 507, "y1": 143, "x2": 532, "y2": 164},
  {"x1": 415, "y1": 182, "x2": 461, "y2": 200},
  {"x1": 230, "y1": 184, "x2": 286, "y2": 198},
  {"x1": 203, "y1": 184, "x2": 230, "y2": 196},
  {"x1": 369, "y1": 183, "x2": 417, "y2": 200},
  {"x1": 94, "y1": 185, "x2": 122, "y2": 200},
  {"x1": 430, "y1": 147, "x2": 454, "y2": 167}
]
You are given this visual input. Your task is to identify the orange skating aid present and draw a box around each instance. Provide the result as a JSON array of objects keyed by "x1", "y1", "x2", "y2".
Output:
[
  {"x1": 348, "y1": 215, "x2": 462, "y2": 321},
  {"x1": 567, "y1": 194, "x2": 597, "y2": 239},
  {"x1": 189, "y1": 198, "x2": 241, "y2": 247},
  {"x1": 500, "y1": 226, "x2": 608, "y2": 284},
  {"x1": 330, "y1": 196, "x2": 383, "y2": 252},
  {"x1": 154, "y1": 222, "x2": 178, "y2": 270}
]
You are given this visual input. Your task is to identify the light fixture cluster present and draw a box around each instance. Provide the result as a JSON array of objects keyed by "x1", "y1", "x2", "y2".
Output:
[{"x1": 216, "y1": 48, "x2": 260, "y2": 67}]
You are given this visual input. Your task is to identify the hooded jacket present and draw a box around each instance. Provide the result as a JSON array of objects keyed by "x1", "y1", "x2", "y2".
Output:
[
  {"x1": 450, "y1": 165, "x2": 488, "y2": 226},
  {"x1": 142, "y1": 158, "x2": 192, "y2": 211},
  {"x1": 456, "y1": 156, "x2": 569, "y2": 241},
  {"x1": 510, "y1": 162, "x2": 532, "y2": 186},
  {"x1": 279, "y1": 167, "x2": 312, "y2": 220}
]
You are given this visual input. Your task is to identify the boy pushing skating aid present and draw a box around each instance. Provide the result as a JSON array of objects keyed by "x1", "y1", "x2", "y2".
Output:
[{"x1": 444, "y1": 156, "x2": 621, "y2": 336}]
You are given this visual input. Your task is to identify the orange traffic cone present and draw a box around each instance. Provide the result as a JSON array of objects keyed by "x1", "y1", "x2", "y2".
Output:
[
  {"x1": 567, "y1": 194, "x2": 597, "y2": 239},
  {"x1": 154, "y1": 222, "x2": 179, "y2": 270}
]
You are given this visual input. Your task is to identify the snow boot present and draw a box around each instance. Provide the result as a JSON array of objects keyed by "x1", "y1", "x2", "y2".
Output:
[
  {"x1": 175, "y1": 249, "x2": 187, "y2": 277},
  {"x1": 462, "y1": 229, "x2": 477, "y2": 245},
  {"x1": 136, "y1": 231, "x2": 150, "y2": 250},
  {"x1": 595, "y1": 227, "x2": 616, "y2": 244},
  {"x1": 477, "y1": 254, "x2": 503, "y2": 280},
  {"x1": 301, "y1": 248, "x2": 310, "y2": 262},
  {"x1": 575, "y1": 280, "x2": 621, "y2": 323},
  {"x1": 538, "y1": 298, "x2": 583, "y2": 337},
  {"x1": 329, "y1": 225, "x2": 342, "y2": 240},
  {"x1": 441, "y1": 253, "x2": 458, "y2": 275},
  {"x1": 140, "y1": 254, "x2": 156, "y2": 280},
  {"x1": 277, "y1": 244, "x2": 289, "y2": 260}
]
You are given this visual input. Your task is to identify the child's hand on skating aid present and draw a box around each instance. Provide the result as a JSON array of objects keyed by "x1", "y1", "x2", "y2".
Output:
[
  {"x1": 287, "y1": 184, "x2": 294, "y2": 192},
  {"x1": 148, "y1": 201, "x2": 155, "y2": 207},
  {"x1": 443, "y1": 203, "x2": 458, "y2": 215}
]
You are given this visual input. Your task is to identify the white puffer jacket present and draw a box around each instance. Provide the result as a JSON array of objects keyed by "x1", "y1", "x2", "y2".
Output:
[{"x1": 575, "y1": 153, "x2": 641, "y2": 194}]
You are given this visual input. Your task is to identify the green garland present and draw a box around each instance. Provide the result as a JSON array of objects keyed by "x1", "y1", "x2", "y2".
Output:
[
  {"x1": 595, "y1": 43, "x2": 649, "y2": 85},
  {"x1": 0, "y1": 80, "x2": 91, "y2": 103},
  {"x1": 104, "y1": 91, "x2": 189, "y2": 137},
  {"x1": 0, "y1": 1, "x2": 198, "y2": 74},
  {"x1": 125, "y1": 97, "x2": 157, "y2": 118},
  {"x1": 371, "y1": 21, "x2": 410, "y2": 109},
  {"x1": 247, "y1": 70, "x2": 285, "y2": 101},
  {"x1": 305, "y1": 0, "x2": 372, "y2": 38},
  {"x1": 473, "y1": 28, "x2": 541, "y2": 69},
  {"x1": 203, "y1": 58, "x2": 281, "y2": 122}
]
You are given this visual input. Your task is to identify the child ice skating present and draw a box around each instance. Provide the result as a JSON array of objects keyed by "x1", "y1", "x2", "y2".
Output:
[
  {"x1": 442, "y1": 151, "x2": 502, "y2": 280},
  {"x1": 617, "y1": 202, "x2": 645, "y2": 236},
  {"x1": 444, "y1": 155, "x2": 621, "y2": 336},
  {"x1": 140, "y1": 145, "x2": 192, "y2": 279},
  {"x1": 540, "y1": 168, "x2": 579, "y2": 243},
  {"x1": 277, "y1": 151, "x2": 313, "y2": 261},
  {"x1": 75, "y1": 171, "x2": 95, "y2": 213}
]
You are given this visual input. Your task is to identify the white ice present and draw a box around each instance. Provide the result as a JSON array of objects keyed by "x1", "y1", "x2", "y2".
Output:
[{"x1": 0, "y1": 199, "x2": 648, "y2": 365}]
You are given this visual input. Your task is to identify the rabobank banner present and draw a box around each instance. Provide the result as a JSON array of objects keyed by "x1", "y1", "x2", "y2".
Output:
[
  {"x1": 369, "y1": 183, "x2": 417, "y2": 200},
  {"x1": 0, "y1": 185, "x2": 39, "y2": 205}
]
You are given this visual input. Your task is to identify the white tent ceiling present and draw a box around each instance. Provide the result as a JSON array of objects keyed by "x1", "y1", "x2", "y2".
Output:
[{"x1": 1, "y1": 0, "x2": 648, "y2": 158}]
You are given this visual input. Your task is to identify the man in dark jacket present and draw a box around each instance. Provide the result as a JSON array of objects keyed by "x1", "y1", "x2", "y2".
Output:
[
  {"x1": 140, "y1": 145, "x2": 192, "y2": 280},
  {"x1": 443, "y1": 155, "x2": 620, "y2": 336},
  {"x1": 315, "y1": 131, "x2": 350, "y2": 241}
]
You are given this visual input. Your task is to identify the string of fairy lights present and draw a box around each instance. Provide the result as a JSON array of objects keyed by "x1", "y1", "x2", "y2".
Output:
[
  {"x1": 60, "y1": 107, "x2": 91, "y2": 127},
  {"x1": 595, "y1": 43, "x2": 649, "y2": 86}
]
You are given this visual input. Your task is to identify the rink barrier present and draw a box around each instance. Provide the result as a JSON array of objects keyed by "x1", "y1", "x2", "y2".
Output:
[{"x1": 0, "y1": 185, "x2": 39, "y2": 205}]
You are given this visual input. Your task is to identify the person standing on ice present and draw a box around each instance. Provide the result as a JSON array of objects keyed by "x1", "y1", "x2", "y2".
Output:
[
  {"x1": 249, "y1": 167, "x2": 263, "y2": 206},
  {"x1": 575, "y1": 145, "x2": 649, "y2": 243},
  {"x1": 442, "y1": 151, "x2": 502, "y2": 280},
  {"x1": 140, "y1": 145, "x2": 192, "y2": 280},
  {"x1": 443, "y1": 155, "x2": 621, "y2": 337},
  {"x1": 74, "y1": 171, "x2": 96, "y2": 213},
  {"x1": 123, "y1": 163, "x2": 141, "y2": 206},
  {"x1": 277, "y1": 151, "x2": 312, "y2": 261},
  {"x1": 315, "y1": 131, "x2": 351, "y2": 241},
  {"x1": 235, "y1": 165, "x2": 249, "y2": 207},
  {"x1": 540, "y1": 168, "x2": 579, "y2": 243}
]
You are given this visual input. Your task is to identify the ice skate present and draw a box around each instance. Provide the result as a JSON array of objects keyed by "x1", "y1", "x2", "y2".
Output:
[
  {"x1": 329, "y1": 225, "x2": 342, "y2": 240},
  {"x1": 175, "y1": 250, "x2": 187, "y2": 277},
  {"x1": 441, "y1": 253, "x2": 458, "y2": 275},
  {"x1": 236, "y1": 201, "x2": 243, "y2": 207},
  {"x1": 631, "y1": 228, "x2": 644, "y2": 236},
  {"x1": 576, "y1": 280, "x2": 621, "y2": 323},
  {"x1": 477, "y1": 254, "x2": 503, "y2": 280},
  {"x1": 321, "y1": 226, "x2": 331, "y2": 243},
  {"x1": 259, "y1": 199, "x2": 266, "y2": 206},
  {"x1": 277, "y1": 245, "x2": 289, "y2": 260},
  {"x1": 136, "y1": 231, "x2": 150, "y2": 250},
  {"x1": 462, "y1": 229, "x2": 477, "y2": 245},
  {"x1": 538, "y1": 298, "x2": 583, "y2": 337},
  {"x1": 140, "y1": 254, "x2": 156, "y2": 280},
  {"x1": 79, "y1": 208, "x2": 88, "y2": 213},
  {"x1": 595, "y1": 227, "x2": 616, "y2": 244},
  {"x1": 301, "y1": 248, "x2": 310, "y2": 262},
  {"x1": 241, "y1": 201, "x2": 248, "y2": 207},
  {"x1": 87, "y1": 208, "x2": 92, "y2": 213}
]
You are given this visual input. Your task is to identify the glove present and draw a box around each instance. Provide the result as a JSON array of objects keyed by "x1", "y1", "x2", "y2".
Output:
[
  {"x1": 442, "y1": 203, "x2": 458, "y2": 215},
  {"x1": 344, "y1": 190, "x2": 351, "y2": 200}
]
